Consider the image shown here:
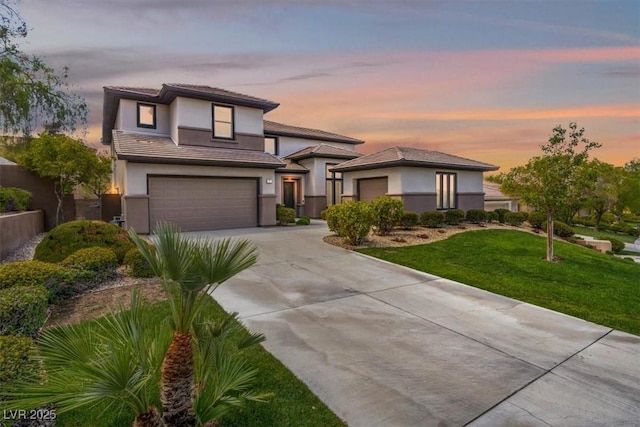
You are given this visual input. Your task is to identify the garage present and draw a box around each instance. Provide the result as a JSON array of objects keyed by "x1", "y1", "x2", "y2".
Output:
[
  {"x1": 148, "y1": 176, "x2": 258, "y2": 231},
  {"x1": 357, "y1": 177, "x2": 388, "y2": 201}
]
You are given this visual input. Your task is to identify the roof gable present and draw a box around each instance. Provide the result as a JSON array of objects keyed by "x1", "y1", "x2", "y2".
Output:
[
  {"x1": 285, "y1": 144, "x2": 362, "y2": 161},
  {"x1": 264, "y1": 120, "x2": 363, "y2": 145}
]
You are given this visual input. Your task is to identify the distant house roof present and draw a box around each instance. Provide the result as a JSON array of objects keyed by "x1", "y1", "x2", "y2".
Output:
[
  {"x1": 0, "y1": 156, "x2": 17, "y2": 165},
  {"x1": 483, "y1": 181, "x2": 514, "y2": 201},
  {"x1": 331, "y1": 146, "x2": 499, "y2": 172},
  {"x1": 102, "y1": 84, "x2": 280, "y2": 144},
  {"x1": 264, "y1": 120, "x2": 364, "y2": 145},
  {"x1": 112, "y1": 130, "x2": 284, "y2": 169},
  {"x1": 285, "y1": 144, "x2": 363, "y2": 161},
  {"x1": 276, "y1": 159, "x2": 309, "y2": 174}
]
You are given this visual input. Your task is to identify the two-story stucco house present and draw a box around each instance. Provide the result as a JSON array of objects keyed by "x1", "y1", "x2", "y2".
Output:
[{"x1": 103, "y1": 84, "x2": 498, "y2": 233}]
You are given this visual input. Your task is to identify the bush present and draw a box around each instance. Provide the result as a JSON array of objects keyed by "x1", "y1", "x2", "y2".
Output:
[
  {"x1": 323, "y1": 204, "x2": 342, "y2": 234},
  {"x1": 487, "y1": 211, "x2": 499, "y2": 223},
  {"x1": 34, "y1": 220, "x2": 134, "y2": 264},
  {"x1": 601, "y1": 212, "x2": 616, "y2": 224},
  {"x1": 328, "y1": 201, "x2": 374, "y2": 245},
  {"x1": 541, "y1": 220, "x2": 575, "y2": 238},
  {"x1": 276, "y1": 206, "x2": 296, "y2": 225},
  {"x1": 444, "y1": 209, "x2": 465, "y2": 225},
  {"x1": 466, "y1": 209, "x2": 488, "y2": 224},
  {"x1": 0, "y1": 260, "x2": 73, "y2": 302},
  {"x1": 61, "y1": 246, "x2": 118, "y2": 282},
  {"x1": 320, "y1": 209, "x2": 328, "y2": 220},
  {"x1": 0, "y1": 335, "x2": 38, "y2": 388},
  {"x1": 504, "y1": 211, "x2": 526, "y2": 226},
  {"x1": 609, "y1": 223, "x2": 640, "y2": 237},
  {"x1": 420, "y1": 211, "x2": 445, "y2": 228},
  {"x1": 296, "y1": 216, "x2": 311, "y2": 226},
  {"x1": 573, "y1": 216, "x2": 595, "y2": 227},
  {"x1": 400, "y1": 211, "x2": 418, "y2": 229},
  {"x1": 0, "y1": 187, "x2": 32, "y2": 212},
  {"x1": 124, "y1": 246, "x2": 156, "y2": 278},
  {"x1": 609, "y1": 238, "x2": 625, "y2": 254},
  {"x1": 0, "y1": 285, "x2": 49, "y2": 336},
  {"x1": 494, "y1": 208, "x2": 510, "y2": 224},
  {"x1": 370, "y1": 196, "x2": 403, "y2": 235},
  {"x1": 528, "y1": 211, "x2": 546, "y2": 230}
]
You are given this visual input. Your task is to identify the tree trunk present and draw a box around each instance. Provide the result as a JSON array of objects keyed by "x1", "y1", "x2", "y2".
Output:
[
  {"x1": 133, "y1": 407, "x2": 164, "y2": 427},
  {"x1": 161, "y1": 332, "x2": 196, "y2": 427},
  {"x1": 546, "y1": 210, "x2": 554, "y2": 262}
]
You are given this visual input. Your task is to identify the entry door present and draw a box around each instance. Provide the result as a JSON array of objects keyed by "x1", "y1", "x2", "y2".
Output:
[{"x1": 283, "y1": 181, "x2": 295, "y2": 209}]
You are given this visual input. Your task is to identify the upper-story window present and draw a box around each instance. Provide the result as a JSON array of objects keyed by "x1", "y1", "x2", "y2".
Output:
[
  {"x1": 436, "y1": 172, "x2": 456, "y2": 209},
  {"x1": 212, "y1": 104, "x2": 234, "y2": 139},
  {"x1": 137, "y1": 103, "x2": 156, "y2": 129},
  {"x1": 264, "y1": 136, "x2": 278, "y2": 155}
]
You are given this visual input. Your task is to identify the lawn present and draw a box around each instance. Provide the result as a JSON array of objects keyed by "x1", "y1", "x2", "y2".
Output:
[
  {"x1": 571, "y1": 225, "x2": 637, "y2": 244},
  {"x1": 55, "y1": 298, "x2": 346, "y2": 427},
  {"x1": 359, "y1": 230, "x2": 640, "y2": 336}
]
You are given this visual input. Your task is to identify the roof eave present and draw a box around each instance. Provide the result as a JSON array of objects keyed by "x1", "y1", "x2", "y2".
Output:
[
  {"x1": 115, "y1": 154, "x2": 284, "y2": 169},
  {"x1": 287, "y1": 152, "x2": 361, "y2": 161},
  {"x1": 160, "y1": 85, "x2": 279, "y2": 112},
  {"x1": 265, "y1": 130, "x2": 364, "y2": 145},
  {"x1": 332, "y1": 160, "x2": 500, "y2": 172}
]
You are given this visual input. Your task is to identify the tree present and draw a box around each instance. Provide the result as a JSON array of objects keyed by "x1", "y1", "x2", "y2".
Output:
[
  {"x1": 130, "y1": 222, "x2": 260, "y2": 427},
  {"x1": 582, "y1": 160, "x2": 623, "y2": 230},
  {"x1": 18, "y1": 133, "x2": 110, "y2": 225},
  {"x1": 1, "y1": 0, "x2": 87, "y2": 135},
  {"x1": 501, "y1": 123, "x2": 600, "y2": 261},
  {"x1": 616, "y1": 159, "x2": 640, "y2": 217},
  {"x1": 484, "y1": 172, "x2": 506, "y2": 184}
]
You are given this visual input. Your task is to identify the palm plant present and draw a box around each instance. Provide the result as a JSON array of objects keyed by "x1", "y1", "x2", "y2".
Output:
[
  {"x1": 3, "y1": 290, "x2": 171, "y2": 427},
  {"x1": 130, "y1": 222, "x2": 258, "y2": 427}
]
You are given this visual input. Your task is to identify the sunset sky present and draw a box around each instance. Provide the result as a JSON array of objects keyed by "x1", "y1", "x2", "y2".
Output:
[{"x1": 18, "y1": 0, "x2": 640, "y2": 172}]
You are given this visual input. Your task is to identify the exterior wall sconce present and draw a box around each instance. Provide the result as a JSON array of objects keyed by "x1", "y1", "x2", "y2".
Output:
[{"x1": 266, "y1": 179, "x2": 273, "y2": 184}]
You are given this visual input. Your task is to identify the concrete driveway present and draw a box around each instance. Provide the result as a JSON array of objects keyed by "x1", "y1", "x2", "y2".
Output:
[{"x1": 189, "y1": 223, "x2": 640, "y2": 426}]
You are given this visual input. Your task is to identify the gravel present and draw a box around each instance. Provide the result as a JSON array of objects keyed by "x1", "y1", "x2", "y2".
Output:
[{"x1": 0, "y1": 232, "x2": 46, "y2": 264}]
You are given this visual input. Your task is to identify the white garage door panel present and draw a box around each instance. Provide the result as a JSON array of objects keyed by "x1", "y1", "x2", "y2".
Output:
[{"x1": 149, "y1": 177, "x2": 258, "y2": 231}]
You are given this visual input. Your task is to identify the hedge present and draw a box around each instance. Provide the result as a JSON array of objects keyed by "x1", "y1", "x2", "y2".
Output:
[
  {"x1": 34, "y1": 220, "x2": 134, "y2": 264},
  {"x1": 494, "y1": 208, "x2": 510, "y2": 224},
  {"x1": 466, "y1": 209, "x2": 488, "y2": 224},
  {"x1": 542, "y1": 220, "x2": 575, "y2": 238},
  {"x1": 609, "y1": 238, "x2": 625, "y2": 254},
  {"x1": 124, "y1": 246, "x2": 156, "y2": 278},
  {"x1": 528, "y1": 211, "x2": 546, "y2": 230},
  {"x1": 420, "y1": 211, "x2": 444, "y2": 228},
  {"x1": 0, "y1": 187, "x2": 32, "y2": 213},
  {"x1": 61, "y1": 246, "x2": 118, "y2": 283},
  {"x1": 487, "y1": 211, "x2": 499, "y2": 223},
  {"x1": 444, "y1": 209, "x2": 465, "y2": 225},
  {"x1": 370, "y1": 196, "x2": 403, "y2": 235},
  {"x1": 400, "y1": 211, "x2": 418, "y2": 229},
  {"x1": 0, "y1": 285, "x2": 49, "y2": 336},
  {"x1": 0, "y1": 261, "x2": 72, "y2": 302},
  {"x1": 0, "y1": 335, "x2": 39, "y2": 389},
  {"x1": 504, "y1": 212, "x2": 526, "y2": 226}
]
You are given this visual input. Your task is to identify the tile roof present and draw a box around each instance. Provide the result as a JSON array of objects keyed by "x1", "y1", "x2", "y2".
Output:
[
  {"x1": 285, "y1": 144, "x2": 363, "y2": 161},
  {"x1": 103, "y1": 86, "x2": 160, "y2": 96},
  {"x1": 332, "y1": 146, "x2": 499, "y2": 172},
  {"x1": 483, "y1": 181, "x2": 514, "y2": 200},
  {"x1": 163, "y1": 84, "x2": 278, "y2": 107},
  {"x1": 264, "y1": 120, "x2": 364, "y2": 144},
  {"x1": 276, "y1": 160, "x2": 309, "y2": 174},
  {"x1": 112, "y1": 130, "x2": 284, "y2": 169}
]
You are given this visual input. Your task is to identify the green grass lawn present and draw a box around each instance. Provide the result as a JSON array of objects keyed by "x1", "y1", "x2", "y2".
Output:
[
  {"x1": 359, "y1": 230, "x2": 640, "y2": 336},
  {"x1": 55, "y1": 298, "x2": 346, "y2": 427},
  {"x1": 571, "y1": 225, "x2": 637, "y2": 243}
]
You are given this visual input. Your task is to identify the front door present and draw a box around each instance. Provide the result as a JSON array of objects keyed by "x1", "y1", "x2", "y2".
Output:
[{"x1": 283, "y1": 181, "x2": 295, "y2": 209}]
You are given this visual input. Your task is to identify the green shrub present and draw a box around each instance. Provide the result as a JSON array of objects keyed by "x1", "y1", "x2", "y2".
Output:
[
  {"x1": 124, "y1": 246, "x2": 156, "y2": 278},
  {"x1": 324, "y1": 204, "x2": 342, "y2": 234},
  {"x1": 494, "y1": 208, "x2": 510, "y2": 224},
  {"x1": 400, "y1": 211, "x2": 418, "y2": 229},
  {"x1": 519, "y1": 211, "x2": 529, "y2": 221},
  {"x1": 420, "y1": 211, "x2": 444, "y2": 228},
  {"x1": 444, "y1": 209, "x2": 465, "y2": 225},
  {"x1": 370, "y1": 196, "x2": 403, "y2": 235},
  {"x1": 487, "y1": 211, "x2": 499, "y2": 223},
  {"x1": 541, "y1": 220, "x2": 575, "y2": 238},
  {"x1": 0, "y1": 187, "x2": 32, "y2": 212},
  {"x1": 0, "y1": 260, "x2": 73, "y2": 302},
  {"x1": 609, "y1": 223, "x2": 640, "y2": 237},
  {"x1": 34, "y1": 220, "x2": 134, "y2": 264},
  {"x1": 320, "y1": 209, "x2": 328, "y2": 220},
  {"x1": 528, "y1": 211, "x2": 546, "y2": 230},
  {"x1": 573, "y1": 216, "x2": 595, "y2": 227},
  {"x1": 296, "y1": 216, "x2": 311, "y2": 226},
  {"x1": 466, "y1": 209, "x2": 488, "y2": 224},
  {"x1": 61, "y1": 247, "x2": 118, "y2": 282},
  {"x1": 276, "y1": 206, "x2": 296, "y2": 225},
  {"x1": 0, "y1": 335, "x2": 38, "y2": 388},
  {"x1": 331, "y1": 201, "x2": 374, "y2": 245},
  {"x1": 504, "y1": 211, "x2": 526, "y2": 226},
  {"x1": 0, "y1": 285, "x2": 49, "y2": 336},
  {"x1": 601, "y1": 212, "x2": 616, "y2": 224},
  {"x1": 609, "y1": 238, "x2": 625, "y2": 254}
]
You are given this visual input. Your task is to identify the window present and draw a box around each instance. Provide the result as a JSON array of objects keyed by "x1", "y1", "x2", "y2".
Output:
[
  {"x1": 137, "y1": 103, "x2": 156, "y2": 129},
  {"x1": 212, "y1": 104, "x2": 234, "y2": 139},
  {"x1": 326, "y1": 163, "x2": 343, "y2": 206},
  {"x1": 436, "y1": 172, "x2": 456, "y2": 209},
  {"x1": 265, "y1": 136, "x2": 278, "y2": 155}
]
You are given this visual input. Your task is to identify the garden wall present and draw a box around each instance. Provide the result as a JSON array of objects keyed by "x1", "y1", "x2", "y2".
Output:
[{"x1": 0, "y1": 210, "x2": 44, "y2": 261}]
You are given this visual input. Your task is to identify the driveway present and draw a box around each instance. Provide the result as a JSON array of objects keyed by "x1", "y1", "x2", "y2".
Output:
[{"x1": 190, "y1": 223, "x2": 640, "y2": 426}]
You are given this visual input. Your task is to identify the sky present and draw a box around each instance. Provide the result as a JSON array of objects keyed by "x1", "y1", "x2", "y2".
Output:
[{"x1": 17, "y1": 0, "x2": 640, "y2": 172}]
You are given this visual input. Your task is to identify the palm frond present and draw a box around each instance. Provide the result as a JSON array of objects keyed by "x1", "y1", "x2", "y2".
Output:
[{"x1": 196, "y1": 238, "x2": 258, "y2": 290}]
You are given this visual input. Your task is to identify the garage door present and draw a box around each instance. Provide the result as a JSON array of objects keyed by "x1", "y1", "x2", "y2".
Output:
[
  {"x1": 148, "y1": 177, "x2": 258, "y2": 231},
  {"x1": 358, "y1": 177, "x2": 388, "y2": 201}
]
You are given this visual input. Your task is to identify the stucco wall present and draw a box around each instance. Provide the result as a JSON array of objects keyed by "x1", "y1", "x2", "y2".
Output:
[
  {"x1": 123, "y1": 162, "x2": 276, "y2": 196},
  {"x1": 0, "y1": 211, "x2": 44, "y2": 261},
  {"x1": 118, "y1": 99, "x2": 170, "y2": 135},
  {"x1": 173, "y1": 97, "x2": 263, "y2": 136},
  {"x1": 275, "y1": 135, "x2": 357, "y2": 157}
]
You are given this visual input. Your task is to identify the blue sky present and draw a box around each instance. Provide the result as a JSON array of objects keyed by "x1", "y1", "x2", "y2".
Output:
[{"x1": 18, "y1": 0, "x2": 640, "y2": 170}]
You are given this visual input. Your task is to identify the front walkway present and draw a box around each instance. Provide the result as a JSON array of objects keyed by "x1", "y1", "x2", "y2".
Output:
[{"x1": 190, "y1": 223, "x2": 640, "y2": 426}]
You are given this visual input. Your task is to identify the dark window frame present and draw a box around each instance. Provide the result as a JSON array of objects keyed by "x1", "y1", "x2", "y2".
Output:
[
  {"x1": 136, "y1": 102, "x2": 157, "y2": 129},
  {"x1": 436, "y1": 172, "x2": 457, "y2": 210},
  {"x1": 211, "y1": 104, "x2": 235, "y2": 140},
  {"x1": 264, "y1": 135, "x2": 279, "y2": 155},
  {"x1": 325, "y1": 163, "x2": 343, "y2": 205}
]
